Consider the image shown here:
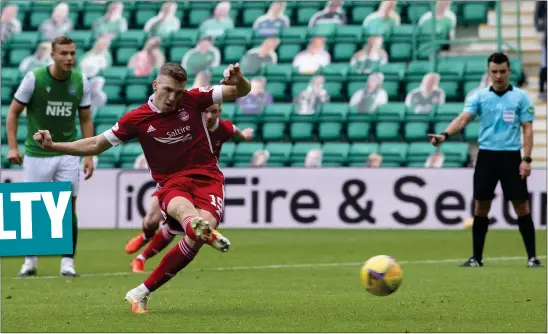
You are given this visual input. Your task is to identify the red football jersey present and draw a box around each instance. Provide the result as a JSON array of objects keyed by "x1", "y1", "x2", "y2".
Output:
[
  {"x1": 208, "y1": 118, "x2": 235, "y2": 159},
  {"x1": 103, "y1": 86, "x2": 224, "y2": 186}
]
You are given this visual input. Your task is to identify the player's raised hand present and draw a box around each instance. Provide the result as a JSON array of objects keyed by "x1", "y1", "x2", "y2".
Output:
[
  {"x1": 241, "y1": 128, "x2": 254, "y2": 141},
  {"x1": 427, "y1": 134, "x2": 445, "y2": 146},
  {"x1": 220, "y1": 63, "x2": 244, "y2": 85},
  {"x1": 83, "y1": 156, "x2": 95, "y2": 180},
  {"x1": 7, "y1": 147, "x2": 23, "y2": 165},
  {"x1": 33, "y1": 130, "x2": 53, "y2": 150}
]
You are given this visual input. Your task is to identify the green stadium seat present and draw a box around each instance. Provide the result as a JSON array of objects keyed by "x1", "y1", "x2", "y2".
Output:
[
  {"x1": 233, "y1": 122, "x2": 259, "y2": 136},
  {"x1": 8, "y1": 48, "x2": 33, "y2": 67},
  {"x1": 379, "y1": 142, "x2": 408, "y2": 165},
  {"x1": 67, "y1": 31, "x2": 94, "y2": 50},
  {"x1": 351, "y1": 5, "x2": 375, "y2": 25},
  {"x1": 7, "y1": 32, "x2": 39, "y2": 49},
  {"x1": 262, "y1": 122, "x2": 286, "y2": 141},
  {"x1": 261, "y1": 104, "x2": 292, "y2": 123},
  {"x1": 125, "y1": 84, "x2": 150, "y2": 103},
  {"x1": 233, "y1": 142, "x2": 264, "y2": 164},
  {"x1": 389, "y1": 42, "x2": 412, "y2": 62},
  {"x1": 264, "y1": 142, "x2": 292, "y2": 165},
  {"x1": 211, "y1": 65, "x2": 227, "y2": 83},
  {"x1": 347, "y1": 81, "x2": 365, "y2": 100},
  {"x1": 169, "y1": 30, "x2": 198, "y2": 47},
  {"x1": 264, "y1": 63, "x2": 293, "y2": 82},
  {"x1": 168, "y1": 46, "x2": 191, "y2": 62},
  {"x1": 99, "y1": 67, "x2": 129, "y2": 85},
  {"x1": 16, "y1": 124, "x2": 27, "y2": 143},
  {"x1": 379, "y1": 63, "x2": 406, "y2": 81},
  {"x1": 375, "y1": 122, "x2": 400, "y2": 141},
  {"x1": 437, "y1": 60, "x2": 465, "y2": 81},
  {"x1": 113, "y1": 30, "x2": 147, "y2": 48},
  {"x1": 389, "y1": 24, "x2": 415, "y2": 42},
  {"x1": 219, "y1": 103, "x2": 235, "y2": 120},
  {"x1": 333, "y1": 42, "x2": 357, "y2": 62},
  {"x1": 435, "y1": 103, "x2": 462, "y2": 122},
  {"x1": 319, "y1": 103, "x2": 348, "y2": 122},
  {"x1": 322, "y1": 143, "x2": 350, "y2": 165},
  {"x1": 335, "y1": 25, "x2": 364, "y2": 43},
  {"x1": 94, "y1": 123, "x2": 113, "y2": 136},
  {"x1": 404, "y1": 104, "x2": 433, "y2": 122},
  {"x1": 296, "y1": 7, "x2": 318, "y2": 25},
  {"x1": 265, "y1": 82, "x2": 287, "y2": 100},
  {"x1": 115, "y1": 47, "x2": 139, "y2": 66},
  {"x1": 318, "y1": 122, "x2": 343, "y2": 141},
  {"x1": 224, "y1": 44, "x2": 248, "y2": 63},
  {"x1": 224, "y1": 28, "x2": 253, "y2": 45},
  {"x1": 348, "y1": 143, "x2": 379, "y2": 164},
  {"x1": 324, "y1": 82, "x2": 344, "y2": 101},
  {"x1": 219, "y1": 142, "x2": 236, "y2": 165},
  {"x1": 189, "y1": 9, "x2": 211, "y2": 28},
  {"x1": 83, "y1": 11, "x2": 104, "y2": 29},
  {"x1": 232, "y1": 161, "x2": 252, "y2": 168},
  {"x1": 278, "y1": 44, "x2": 302, "y2": 63},
  {"x1": 439, "y1": 81, "x2": 461, "y2": 102},
  {"x1": 347, "y1": 105, "x2": 376, "y2": 123},
  {"x1": 242, "y1": 8, "x2": 265, "y2": 27},
  {"x1": 376, "y1": 103, "x2": 405, "y2": 122},
  {"x1": 1, "y1": 145, "x2": 10, "y2": 167},
  {"x1": 308, "y1": 23, "x2": 337, "y2": 39},
  {"x1": 1, "y1": 106, "x2": 9, "y2": 121},
  {"x1": 463, "y1": 80, "x2": 478, "y2": 97},
  {"x1": 290, "y1": 122, "x2": 314, "y2": 141},
  {"x1": 465, "y1": 60, "x2": 486, "y2": 81},
  {"x1": 290, "y1": 142, "x2": 321, "y2": 165},
  {"x1": 383, "y1": 80, "x2": 400, "y2": 100},
  {"x1": 280, "y1": 27, "x2": 307, "y2": 44},
  {"x1": 441, "y1": 142, "x2": 469, "y2": 164},
  {"x1": 134, "y1": 9, "x2": 158, "y2": 28},
  {"x1": 464, "y1": 121, "x2": 480, "y2": 141},
  {"x1": 320, "y1": 63, "x2": 349, "y2": 82},
  {"x1": 346, "y1": 122, "x2": 371, "y2": 142},
  {"x1": 233, "y1": 105, "x2": 261, "y2": 123},
  {"x1": 2, "y1": 67, "x2": 21, "y2": 86},
  {"x1": 433, "y1": 121, "x2": 450, "y2": 134},
  {"x1": 407, "y1": 4, "x2": 430, "y2": 23},
  {"x1": 289, "y1": 102, "x2": 319, "y2": 123},
  {"x1": 95, "y1": 105, "x2": 126, "y2": 124},
  {"x1": 407, "y1": 143, "x2": 437, "y2": 163},
  {"x1": 1, "y1": 86, "x2": 14, "y2": 104},
  {"x1": 404, "y1": 122, "x2": 429, "y2": 141},
  {"x1": 97, "y1": 145, "x2": 122, "y2": 168},
  {"x1": 461, "y1": 2, "x2": 488, "y2": 25},
  {"x1": 407, "y1": 60, "x2": 432, "y2": 81},
  {"x1": 29, "y1": 11, "x2": 52, "y2": 30}
]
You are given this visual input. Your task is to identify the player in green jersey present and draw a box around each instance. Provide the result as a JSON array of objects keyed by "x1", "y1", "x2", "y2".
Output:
[{"x1": 6, "y1": 36, "x2": 95, "y2": 277}]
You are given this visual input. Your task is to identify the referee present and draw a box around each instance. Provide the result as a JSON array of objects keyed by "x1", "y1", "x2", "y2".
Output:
[{"x1": 428, "y1": 52, "x2": 541, "y2": 268}]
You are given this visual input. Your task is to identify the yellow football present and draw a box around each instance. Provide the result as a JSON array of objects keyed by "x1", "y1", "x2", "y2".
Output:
[{"x1": 360, "y1": 255, "x2": 403, "y2": 296}]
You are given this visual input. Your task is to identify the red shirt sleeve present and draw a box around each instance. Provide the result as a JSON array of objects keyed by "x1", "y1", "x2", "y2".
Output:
[
  {"x1": 103, "y1": 111, "x2": 137, "y2": 146},
  {"x1": 219, "y1": 119, "x2": 235, "y2": 139},
  {"x1": 187, "y1": 85, "x2": 223, "y2": 112}
]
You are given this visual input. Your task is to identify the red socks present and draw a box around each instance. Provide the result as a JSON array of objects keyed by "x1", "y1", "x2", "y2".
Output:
[
  {"x1": 141, "y1": 229, "x2": 175, "y2": 260},
  {"x1": 143, "y1": 238, "x2": 198, "y2": 292}
]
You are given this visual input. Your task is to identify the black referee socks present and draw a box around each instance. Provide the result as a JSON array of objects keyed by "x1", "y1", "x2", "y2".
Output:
[
  {"x1": 472, "y1": 216, "x2": 490, "y2": 262},
  {"x1": 517, "y1": 214, "x2": 537, "y2": 259}
]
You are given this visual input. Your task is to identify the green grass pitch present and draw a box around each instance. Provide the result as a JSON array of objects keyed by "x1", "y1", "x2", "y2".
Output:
[{"x1": 1, "y1": 229, "x2": 546, "y2": 332}]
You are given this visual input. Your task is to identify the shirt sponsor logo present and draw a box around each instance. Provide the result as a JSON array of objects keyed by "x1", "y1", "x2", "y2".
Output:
[{"x1": 153, "y1": 126, "x2": 192, "y2": 144}]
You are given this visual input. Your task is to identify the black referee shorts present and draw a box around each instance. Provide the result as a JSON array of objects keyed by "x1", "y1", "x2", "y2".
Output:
[{"x1": 473, "y1": 149, "x2": 529, "y2": 201}]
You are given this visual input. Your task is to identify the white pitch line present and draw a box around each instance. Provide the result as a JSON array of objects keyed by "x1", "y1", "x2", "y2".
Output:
[{"x1": 4, "y1": 255, "x2": 546, "y2": 281}]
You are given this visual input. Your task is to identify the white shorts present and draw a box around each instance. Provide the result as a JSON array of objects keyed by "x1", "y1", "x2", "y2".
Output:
[{"x1": 23, "y1": 155, "x2": 80, "y2": 196}]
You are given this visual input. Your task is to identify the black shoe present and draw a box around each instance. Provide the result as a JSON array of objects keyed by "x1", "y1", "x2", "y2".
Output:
[
  {"x1": 460, "y1": 257, "x2": 483, "y2": 267},
  {"x1": 527, "y1": 257, "x2": 543, "y2": 268},
  {"x1": 17, "y1": 268, "x2": 37, "y2": 277}
]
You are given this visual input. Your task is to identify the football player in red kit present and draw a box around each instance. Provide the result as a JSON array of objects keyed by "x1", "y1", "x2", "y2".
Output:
[
  {"x1": 32, "y1": 62, "x2": 252, "y2": 314},
  {"x1": 125, "y1": 103, "x2": 254, "y2": 273}
]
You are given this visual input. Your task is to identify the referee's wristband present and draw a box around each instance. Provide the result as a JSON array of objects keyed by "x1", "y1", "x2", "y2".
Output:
[{"x1": 441, "y1": 132, "x2": 449, "y2": 140}]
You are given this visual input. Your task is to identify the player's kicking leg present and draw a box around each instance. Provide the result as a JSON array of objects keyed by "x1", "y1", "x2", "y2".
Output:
[
  {"x1": 125, "y1": 194, "x2": 163, "y2": 254},
  {"x1": 130, "y1": 223, "x2": 177, "y2": 273},
  {"x1": 124, "y1": 192, "x2": 229, "y2": 314}
]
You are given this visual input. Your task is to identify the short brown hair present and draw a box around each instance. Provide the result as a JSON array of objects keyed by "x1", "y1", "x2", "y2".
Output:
[
  {"x1": 159, "y1": 62, "x2": 188, "y2": 83},
  {"x1": 51, "y1": 36, "x2": 75, "y2": 51}
]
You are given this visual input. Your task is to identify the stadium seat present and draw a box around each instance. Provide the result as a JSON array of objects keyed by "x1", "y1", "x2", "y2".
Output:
[
  {"x1": 335, "y1": 25, "x2": 364, "y2": 44},
  {"x1": 99, "y1": 67, "x2": 128, "y2": 85},
  {"x1": 262, "y1": 122, "x2": 286, "y2": 141},
  {"x1": 324, "y1": 82, "x2": 344, "y2": 101},
  {"x1": 113, "y1": 30, "x2": 147, "y2": 48},
  {"x1": 346, "y1": 122, "x2": 371, "y2": 142},
  {"x1": 434, "y1": 103, "x2": 462, "y2": 122},
  {"x1": 347, "y1": 105, "x2": 376, "y2": 123},
  {"x1": 242, "y1": 8, "x2": 265, "y2": 26},
  {"x1": 375, "y1": 122, "x2": 400, "y2": 141},
  {"x1": 379, "y1": 63, "x2": 406, "y2": 81},
  {"x1": 1, "y1": 86, "x2": 14, "y2": 104},
  {"x1": 97, "y1": 145, "x2": 122, "y2": 168},
  {"x1": 220, "y1": 103, "x2": 235, "y2": 120},
  {"x1": 119, "y1": 143, "x2": 144, "y2": 166},
  {"x1": 95, "y1": 105, "x2": 126, "y2": 124},
  {"x1": 318, "y1": 122, "x2": 343, "y2": 141},
  {"x1": 441, "y1": 142, "x2": 469, "y2": 164},
  {"x1": 170, "y1": 30, "x2": 198, "y2": 47},
  {"x1": 407, "y1": 60, "x2": 432, "y2": 81},
  {"x1": 333, "y1": 43, "x2": 357, "y2": 62},
  {"x1": 233, "y1": 142, "x2": 264, "y2": 164},
  {"x1": 8, "y1": 48, "x2": 33, "y2": 67},
  {"x1": 169, "y1": 46, "x2": 191, "y2": 62},
  {"x1": 290, "y1": 142, "x2": 321, "y2": 165},
  {"x1": 219, "y1": 142, "x2": 236, "y2": 165},
  {"x1": 233, "y1": 105, "x2": 261, "y2": 123},
  {"x1": 379, "y1": 142, "x2": 408, "y2": 165},
  {"x1": 264, "y1": 142, "x2": 292, "y2": 165},
  {"x1": 347, "y1": 143, "x2": 379, "y2": 164},
  {"x1": 280, "y1": 27, "x2": 307, "y2": 44},
  {"x1": 407, "y1": 142, "x2": 436, "y2": 163},
  {"x1": 404, "y1": 122, "x2": 429, "y2": 141},
  {"x1": 290, "y1": 122, "x2": 314, "y2": 141},
  {"x1": 351, "y1": 5, "x2": 375, "y2": 25},
  {"x1": 461, "y1": 2, "x2": 489, "y2": 25},
  {"x1": 389, "y1": 42, "x2": 412, "y2": 62},
  {"x1": 322, "y1": 143, "x2": 350, "y2": 165},
  {"x1": 319, "y1": 103, "x2": 348, "y2": 122},
  {"x1": 225, "y1": 28, "x2": 253, "y2": 46},
  {"x1": 2, "y1": 67, "x2": 21, "y2": 86},
  {"x1": 261, "y1": 104, "x2": 292, "y2": 123},
  {"x1": 290, "y1": 104, "x2": 319, "y2": 122},
  {"x1": 320, "y1": 63, "x2": 349, "y2": 82},
  {"x1": 264, "y1": 64, "x2": 293, "y2": 82},
  {"x1": 266, "y1": 82, "x2": 287, "y2": 100},
  {"x1": 308, "y1": 23, "x2": 337, "y2": 39},
  {"x1": 125, "y1": 84, "x2": 150, "y2": 103},
  {"x1": 376, "y1": 103, "x2": 405, "y2": 122},
  {"x1": 439, "y1": 81, "x2": 461, "y2": 102},
  {"x1": 464, "y1": 121, "x2": 480, "y2": 141},
  {"x1": 189, "y1": 9, "x2": 211, "y2": 28},
  {"x1": 115, "y1": 47, "x2": 139, "y2": 66}
]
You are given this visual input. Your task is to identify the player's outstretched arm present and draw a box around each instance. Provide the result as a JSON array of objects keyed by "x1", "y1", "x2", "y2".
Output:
[
  {"x1": 219, "y1": 63, "x2": 252, "y2": 102},
  {"x1": 6, "y1": 100, "x2": 25, "y2": 165},
  {"x1": 34, "y1": 130, "x2": 113, "y2": 156},
  {"x1": 428, "y1": 112, "x2": 475, "y2": 146},
  {"x1": 233, "y1": 126, "x2": 254, "y2": 141}
]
